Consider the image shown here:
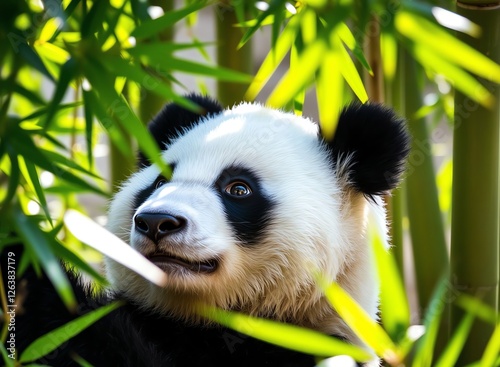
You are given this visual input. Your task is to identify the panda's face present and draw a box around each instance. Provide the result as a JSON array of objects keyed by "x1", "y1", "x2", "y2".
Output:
[
  {"x1": 107, "y1": 104, "x2": 347, "y2": 317},
  {"x1": 106, "y1": 96, "x2": 409, "y2": 327}
]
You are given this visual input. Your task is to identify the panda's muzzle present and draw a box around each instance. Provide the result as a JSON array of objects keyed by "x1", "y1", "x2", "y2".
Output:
[
  {"x1": 147, "y1": 253, "x2": 218, "y2": 274},
  {"x1": 134, "y1": 212, "x2": 186, "y2": 242},
  {"x1": 134, "y1": 212, "x2": 219, "y2": 274}
]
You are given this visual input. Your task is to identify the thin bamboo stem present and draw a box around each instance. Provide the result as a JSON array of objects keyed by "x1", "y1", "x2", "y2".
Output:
[
  {"x1": 450, "y1": 3, "x2": 500, "y2": 364},
  {"x1": 403, "y1": 52, "x2": 449, "y2": 314},
  {"x1": 215, "y1": 2, "x2": 252, "y2": 106}
]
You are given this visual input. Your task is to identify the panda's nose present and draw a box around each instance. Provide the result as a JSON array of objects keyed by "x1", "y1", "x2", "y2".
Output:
[{"x1": 134, "y1": 213, "x2": 186, "y2": 242}]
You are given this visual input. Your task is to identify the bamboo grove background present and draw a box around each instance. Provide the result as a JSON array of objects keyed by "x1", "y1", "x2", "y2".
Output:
[{"x1": 0, "y1": 0, "x2": 499, "y2": 366}]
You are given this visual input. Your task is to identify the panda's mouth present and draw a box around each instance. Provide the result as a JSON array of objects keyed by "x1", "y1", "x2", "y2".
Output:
[{"x1": 147, "y1": 253, "x2": 218, "y2": 274}]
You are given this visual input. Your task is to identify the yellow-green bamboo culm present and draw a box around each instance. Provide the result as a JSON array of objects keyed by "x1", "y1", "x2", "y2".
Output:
[
  {"x1": 215, "y1": 2, "x2": 252, "y2": 106},
  {"x1": 403, "y1": 52, "x2": 449, "y2": 314},
  {"x1": 450, "y1": 2, "x2": 500, "y2": 364}
]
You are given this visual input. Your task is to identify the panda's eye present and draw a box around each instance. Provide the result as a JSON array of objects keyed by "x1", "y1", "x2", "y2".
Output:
[
  {"x1": 155, "y1": 178, "x2": 167, "y2": 189},
  {"x1": 225, "y1": 181, "x2": 252, "y2": 198}
]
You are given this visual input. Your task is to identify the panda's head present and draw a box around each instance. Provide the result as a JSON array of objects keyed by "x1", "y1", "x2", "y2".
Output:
[{"x1": 106, "y1": 94, "x2": 409, "y2": 337}]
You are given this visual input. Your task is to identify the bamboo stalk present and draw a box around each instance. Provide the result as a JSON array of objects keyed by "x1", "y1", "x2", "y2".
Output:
[
  {"x1": 403, "y1": 52, "x2": 449, "y2": 313},
  {"x1": 109, "y1": 0, "x2": 173, "y2": 191},
  {"x1": 450, "y1": 3, "x2": 500, "y2": 364},
  {"x1": 215, "y1": 2, "x2": 252, "y2": 106},
  {"x1": 386, "y1": 46, "x2": 406, "y2": 274}
]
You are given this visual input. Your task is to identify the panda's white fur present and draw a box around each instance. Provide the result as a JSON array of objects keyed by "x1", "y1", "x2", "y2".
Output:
[{"x1": 105, "y1": 98, "x2": 408, "y2": 355}]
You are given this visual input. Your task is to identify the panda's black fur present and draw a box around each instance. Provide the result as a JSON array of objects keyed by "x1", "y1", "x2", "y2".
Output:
[{"x1": 2, "y1": 95, "x2": 410, "y2": 366}]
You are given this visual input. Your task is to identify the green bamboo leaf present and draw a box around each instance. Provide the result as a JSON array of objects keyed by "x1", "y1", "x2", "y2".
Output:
[
  {"x1": 83, "y1": 88, "x2": 94, "y2": 168},
  {"x1": 0, "y1": 344, "x2": 15, "y2": 367},
  {"x1": 434, "y1": 313, "x2": 475, "y2": 367},
  {"x1": 22, "y1": 158, "x2": 52, "y2": 224},
  {"x1": 39, "y1": 148, "x2": 101, "y2": 179},
  {"x1": 99, "y1": 56, "x2": 192, "y2": 108},
  {"x1": 80, "y1": 0, "x2": 108, "y2": 38},
  {"x1": 291, "y1": 41, "x2": 305, "y2": 116},
  {"x1": 18, "y1": 42, "x2": 55, "y2": 82},
  {"x1": 456, "y1": 294, "x2": 497, "y2": 324},
  {"x1": 9, "y1": 127, "x2": 106, "y2": 195},
  {"x1": 336, "y1": 22, "x2": 372, "y2": 74},
  {"x1": 335, "y1": 36, "x2": 368, "y2": 103},
  {"x1": 411, "y1": 44, "x2": 494, "y2": 108},
  {"x1": 199, "y1": 306, "x2": 372, "y2": 361},
  {"x1": 51, "y1": 239, "x2": 107, "y2": 285},
  {"x1": 245, "y1": 9, "x2": 303, "y2": 100},
  {"x1": 413, "y1": 276, "x2": 449, "y2": 367},
  {"x1": 396, "y1": 11, "x2": 500, "y2": 84},
  {"x1": 316, "y1": 50, "x2": 343, "y2": 141},
  {"x1": 9, "y1": 83, "x2": 46, "y2": 105},
  {"x1": 42, "y1": 58, "x2": 77, "y2": 130},
  {"x1": 3, "y1": 150, "x2": 20, "y2": 209},
  {"x1": 12, "y1": 206, "x2": 76, "y2": 312},
  {"x1": 131, "y1": 1, "x2": 207, "y2": 39},
  {"x1": 238, "y1": 0, "x2": 288, "y2": 48},
  {"x1": 161, "y1": 57, "x2": 252, "y2": 83},
  {"x1": 480, "y1": 322, "x2": 500, "y2": 367},
  {"x1": 267, "y1": 38, "x2": 327, "y2": 108},
  {"x1": 83, "y1": 60, "x2": 170, "y2": 177},
  {"x1": 19, "y1": 302, "x2": 122, "y2": 363},
  {"x1": 370, "y1": 225, "x2": 410, "y2": 342},
  {"x1": 322, "y1": 281, "x2": 400, "y2": 363},
  {"x1": 82, "y1": 89, "x2": 133, "y2": 161},
  {"x1": 20, "y1": 101, "x2": 82, "y2": 122},
  {"x1": 127, "y1": 41, "x2": 214, "y2": 54}
]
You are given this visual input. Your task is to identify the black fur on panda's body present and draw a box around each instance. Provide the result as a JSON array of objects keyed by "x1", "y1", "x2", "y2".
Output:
[
  {"x1": 4, "y1": 247, "x2": 315, "y2": 366},
  {"x1": 3, "y1": 95, "x2": 409, "y2": 366}
]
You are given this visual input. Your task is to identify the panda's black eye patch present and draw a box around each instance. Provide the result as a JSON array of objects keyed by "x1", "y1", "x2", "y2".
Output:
[
  {"x1": 215, "y1": 166, "x2": 274, "y2": 246},
  {"x1": 225, "y1": 181, "x2": 252, "y2": 198}
]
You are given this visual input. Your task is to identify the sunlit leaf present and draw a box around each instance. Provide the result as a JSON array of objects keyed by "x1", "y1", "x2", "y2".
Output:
[
  {"x1": 132, "y1": 1, "x2": 207, "y2": 39},
  {"x1": 334, "y1": 35, "x2": 368, "y2": 103},
  {"x1": 13, "y1": 205, "x2": 76, "y2": 311},
  {"x1": 267, "y1": 38, "x2": 327, "y2": 108},
  {"x1": 19, "y1": 302, "x2": 122, "y2": 363},
  {"x1": 396, "y1": 11, "x2": 500, "y2": 84},
  {"x1": 456, "y1": 294, "x2": 498, "y2": 324},
  {"x1": 337, "y1": 22, "x2": 372, "y2": 74},
  {"x1": 316, "y1": 50, "x2": 343, "y2": 141},
  {"x1": 322, "y1": 280, "x2": 400, "y2": 364},
  {"x1": 39, "y1": 17, "x2": 62, "y2": 43},
  {"x1": 411, "y1": 44, "x2": 494, "y2": 108},
  {"x1": 480, "y1": 322, "x2": 500, "y2": 367},
  {"x1": 64, "y1": 210, "x2": 168, "y2": 287},
  {"x1": 380, "y1": 31, "x2": 397, "y2": 81},
  {"x1": 245, "y1": 9, "x2": 303, "y2": 100},
  {"x1": 370, "y1": 225, "x2": 410, "y2": 342},
  {"x1": 434, "y1": 313, "x2": 475, "y2": 367},
  {"x1": 200, "y1": 306, "x2": 372, "y2": 361}
]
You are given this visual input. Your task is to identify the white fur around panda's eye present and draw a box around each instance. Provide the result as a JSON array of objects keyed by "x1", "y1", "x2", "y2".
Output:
[{"x1": 225, "y1": 181, "x2": 252, "y2": 197}]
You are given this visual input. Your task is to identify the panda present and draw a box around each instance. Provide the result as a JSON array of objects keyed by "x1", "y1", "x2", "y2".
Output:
[{"x1": 3, "y1": 94, "x2": 409, "y2": 367}]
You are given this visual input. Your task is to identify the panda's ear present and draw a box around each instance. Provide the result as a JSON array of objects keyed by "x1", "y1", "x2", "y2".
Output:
[
  {"x1": 138, "y1": 94, "x2": 223, "y2": 167},
  {"x1": 323, "y1": 103, "x2": 410, "y2": 196}
]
